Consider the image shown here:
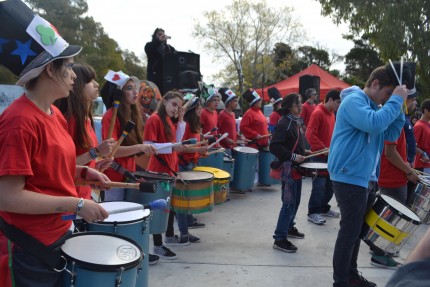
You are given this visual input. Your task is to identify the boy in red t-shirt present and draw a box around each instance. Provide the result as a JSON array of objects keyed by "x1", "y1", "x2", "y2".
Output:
[{"x1": 218, "y1": 88, "x2": 239, "y2": 153}]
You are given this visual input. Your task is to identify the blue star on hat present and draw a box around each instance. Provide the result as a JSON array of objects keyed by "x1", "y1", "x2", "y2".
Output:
[{"x1": 11, "y1": 39, "x2": 37, "y2": 65}]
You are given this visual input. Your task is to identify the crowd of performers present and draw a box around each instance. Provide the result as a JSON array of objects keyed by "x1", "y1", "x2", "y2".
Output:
[{"x1": 1, "y1": 1, "x2": 430, "y2": 287}]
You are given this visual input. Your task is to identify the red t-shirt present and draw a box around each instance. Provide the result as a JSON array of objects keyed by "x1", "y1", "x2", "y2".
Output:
[
  {"x1": 67, "y1": 116, "x2": 98, "y2": 199},
  {"x1": 101, "y1": 108, "x2": 136, "y2": 182},
  {"x1": 178, "y1": 123, "x2": 201, "y2": 165},
  {"x1": 218, "y1": 110, "x2": 237, "y2": 149},
  {"x1": 379, "y1": 129, "x2": 408, "y2": 188},
  {"x1": 240, "y1": 107, "x2": 269, "y2": 149},
  {"x1": 301, "y1": 101, "x2": 316, "y2": 127},
  {"x1": 0, "y1": 95, "x2": 76, "y2": 245},
  {"x1": 144, "y1": 113, "x2": 178, "y2": 176},
  {"x1": 200, "y1": 108, "x2": 218, "y2": 135},
  {"x1": 269, "y1": 111, "x2": 281, "y2": 127},
  {"x1": 305, "y1": 103, "x2": 335, "y2": 152},
  {"x1": 413, "y1": 119, "x2": 430, "y2": 169}
]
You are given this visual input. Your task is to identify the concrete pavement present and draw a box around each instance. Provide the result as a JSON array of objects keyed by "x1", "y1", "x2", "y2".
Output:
[{"x1": 147, "y1": 178, "x2": 428, "y2": 287}]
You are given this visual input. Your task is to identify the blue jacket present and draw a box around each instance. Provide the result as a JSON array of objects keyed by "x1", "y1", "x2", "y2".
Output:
[{"x1": 328, "y1": 86, "x2": 405, "y2": 188}]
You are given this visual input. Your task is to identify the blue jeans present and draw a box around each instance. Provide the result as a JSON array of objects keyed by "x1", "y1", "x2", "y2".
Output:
[
  {"x1": 177, "y1": 161, "x2": 196, "y2": 236},
  {"x1": 332, "y1": 181, "x2": 368, "y2": 287},
  {"x1": 273, "y1": 177, "x2": 302, "y2": 241}
]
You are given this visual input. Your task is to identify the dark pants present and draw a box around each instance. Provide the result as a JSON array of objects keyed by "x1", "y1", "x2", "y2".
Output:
[{"x1": 332, "y1": 181, "x2": 368, "y2": 287}]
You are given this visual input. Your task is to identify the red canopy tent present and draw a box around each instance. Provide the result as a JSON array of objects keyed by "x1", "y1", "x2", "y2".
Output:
[{"x1": 256, "y1": 64, "x2": 350, "y2": 102}]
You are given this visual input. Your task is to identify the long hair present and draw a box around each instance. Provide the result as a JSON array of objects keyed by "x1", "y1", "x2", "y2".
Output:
[
  {"x1": 157, "y1": 91, "x2": 183, "y2": 141},
  {"x1": 54, "y1": 63, "x2": 96, "y2": 149},
  {"x1": 184, "y1": 100, "x2": 201, "y2": 134}
]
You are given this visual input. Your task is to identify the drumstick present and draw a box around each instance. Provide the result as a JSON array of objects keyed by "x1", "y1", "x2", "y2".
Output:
[
  {"x1": 107, "y1": 93, "x2": 121, "y2": 139},
  {"x1": 155, "y1": 138, "x2": 197, "y2": 151},
  {"x1": 182, "y1": 95, "x2": 195, "y2": 110},
  {"x1": 248, "y1": 134, "x2": 271, "y2": 141},
  {"x1": 303, "y1": 148, "x2": 330, "y2": 159},
  {"x1": 205, "y1": 148, "x2": 225, "y2": 156},
  {"x1": 187, "y1": 140, "x2": 208, "y2": 148},
  {"x1": 203, "y1": 127, "x2": 218, "y2": 137},
  {"x1": 413, "y1": 169, "x2": 430, "y2": 177},
  {"x1": 107, "y1": 120, "x2": 135, "y2": 158},
  {"x1": 208, "y1": 133, "x2": 229, "y2": 149},
  {"x1": 62, "y1": 199, "x2": 168, "y2": 221},
  {"x1": 74, "y1": 179, "x2": 155, "y2": 193}
]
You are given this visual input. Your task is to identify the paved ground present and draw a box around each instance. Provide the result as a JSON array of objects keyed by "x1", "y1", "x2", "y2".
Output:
[{"x1": 147, "y1": 178, "x2": 428, "y2": 287}]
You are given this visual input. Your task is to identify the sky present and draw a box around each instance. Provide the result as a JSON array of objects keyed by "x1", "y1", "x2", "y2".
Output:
[{"x1": 85, "y1": 0, "x2": 353, "y2": 85}]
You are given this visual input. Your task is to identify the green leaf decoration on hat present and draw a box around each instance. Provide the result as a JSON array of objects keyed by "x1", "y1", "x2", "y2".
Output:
[
  {"x1": 36, "y1": 25, "x2": 57, "y2": 46},
  {"x1": 199, "y1": 82, "x2": 216, "y2": 101}
]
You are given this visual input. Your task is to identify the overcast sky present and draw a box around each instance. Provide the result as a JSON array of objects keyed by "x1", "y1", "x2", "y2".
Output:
[{"x1": 86, "y1": 0, "x2": 353, "y2": 85}]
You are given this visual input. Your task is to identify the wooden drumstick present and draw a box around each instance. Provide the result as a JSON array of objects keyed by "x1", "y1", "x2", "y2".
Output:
[
  {"x1": 205, "y1": 148, "x2": 225, "y2": 156},
  {"x1": 74, "y1": 179, "x2": 155, "y2": 193},
  {"x1": 187, "y1": 140, "x2": 208, "y2": 148},
  {"x1": 303, "y1": 148, "x2": 330, "y2": 159},
  {"x1": 208, "y1": 133, "x2": 229, "y2": 149},
  {"x1": 203, "y1": 127, "x2": 218, "y2": 137},
  {"x1": 107, "y1": 93, "x2": 121, "y2": 139},
  {"x1": 107, "y1": 120, "x2": 135, "y2": 158},
  {"x1": 182, "y1": 95, "x2": 196, "y2": 110}
]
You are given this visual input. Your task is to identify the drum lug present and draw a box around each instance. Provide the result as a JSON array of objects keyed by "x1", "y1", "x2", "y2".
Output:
[
  {"x1": 64, "y1": 261, "x2": 76, "y2": 287},
  {"x1": 115, "y1": 267, "x2": 125, "y2": 287},
  {"x1": 114, "y1": 222, "x2": 118, "y2": 234}
]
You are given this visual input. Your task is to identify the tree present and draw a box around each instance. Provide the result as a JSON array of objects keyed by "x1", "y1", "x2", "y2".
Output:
[
  {"x1": 318, "y1": 0, "x2": 430, "y2": 95},
  {"x1": 193, "y1": 0, "x2": 303, "y2": 93}
]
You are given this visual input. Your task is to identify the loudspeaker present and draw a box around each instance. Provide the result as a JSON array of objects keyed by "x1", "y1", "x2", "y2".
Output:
[
  {"x1": 162, "y1": 52, "x2": 201, "y2": 94},
  {"x1": 299, "y1": 75, "x2": 320, "y2": 102}
]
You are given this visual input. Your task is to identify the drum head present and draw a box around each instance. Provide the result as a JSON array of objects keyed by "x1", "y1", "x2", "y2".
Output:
[
  {"x1": 98, "y1": 202, "x2": 150, "y2": 223},
  {"x1": 61, "y1": 232, "x2": 142, "y2": 271},
  {"x1": 300, "y1": 162, "x2": 328, "y2": 169},
  {"x1": 134, "y1": 171, "x2": 175, "y2": 181},
  {"x1": 193, "y1": 166, "x2": 230, "y2": 180},
  {"x1": 233, "y1": 146, "x2": 259, "y2": 154},
  {"x1": 177, "y1": 171, "x2": 214, "y2": 182},
  {"x1": 380, "y1": 194, "x2": 421, "y2": 222}
]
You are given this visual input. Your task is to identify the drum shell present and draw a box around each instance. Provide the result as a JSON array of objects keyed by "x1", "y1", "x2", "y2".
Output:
[
  {"x1": 125, "y1": 171, "x2": 174, "y2": 234},
  {"x1": 258, "y1": 147, "x2": 280, "y2": 185},
  {"x1": 172, "y1": 171, "x2": 214, "y2": 214},
  {"x1": 61, "y1": 232, "x2": 142, "y2": 287},
  {"x1": 86, "y1": 202, "x2": 150, "y2": 287},
  {"x1": 193, "y1": 166, "x2": 230, "y2": 205},
  {"x1": 361, "y1": 195, "x2": 421, "y2": 255},
  {"x1": 408, "y1": 180, "x2": 430, "y2": 224},
  {"x1": 299, "y1": 162, "x2": 329, "y2": 178},
  {"x1": 197, "y1": 148, "x2": 224, "y2": 169},
  {"x1": 231, "y1": 147, "x2": 259, "y2": 190},
  {"x1": 223, "y1": 157, "x2": 235, "y2": 182}
]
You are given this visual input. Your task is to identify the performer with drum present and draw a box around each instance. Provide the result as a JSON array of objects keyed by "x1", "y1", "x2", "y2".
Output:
[
  {"x1": 413, "y1": 99, "x2": 430, "y2": 173},
  {"x1": 0, "y1": 1, "x2": 109, "y2": 286},
  {"x1": 270, "y1": 93, "x2": 306, "y2": 253},
  {"x1": 218, "y1": 87, "x2": 239, "y2": 155},
  {"x1": 328, "y1": 64, "x2": 409, "y2": 287},
  {"x1": 305, "y1": 89, "x2": 341, "y2": 225},
  {"x1": 268, "y1": 87, "x2": 283, "y2": 134},
  {"x1": 200, "y1": 86, "x2": 220, "y2": 136}
]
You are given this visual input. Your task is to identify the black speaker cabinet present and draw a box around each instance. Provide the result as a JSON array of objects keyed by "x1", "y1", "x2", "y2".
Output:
[
  {"x1": 162, "y1": 52, "x2": 201, "y2": 94},
  {"x1": 299, "y1": 75, "x2": 320, "y2": 102}
]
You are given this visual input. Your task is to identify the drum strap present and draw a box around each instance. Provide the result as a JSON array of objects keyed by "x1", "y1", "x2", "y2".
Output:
[
  {"x1": 155, "y1": 154, "x2": 179, "y2": 177},
  {"x1": 0, "y1": 217, "x2": 65, "y2": 271}
]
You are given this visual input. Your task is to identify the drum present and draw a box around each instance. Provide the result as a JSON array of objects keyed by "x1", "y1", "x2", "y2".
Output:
[
  {"x1": 408, "y1": 177, "x2": 430, "y2": 224},
  {"x1": 125, "y1": 171, "x2": 175, "y2": 234},
  {"x1": 231, "y1": 146, "x2": 259, "y2": 191},
  {"x1": 361, "y1": 194, "x2": 421, "y2": 255},
  {"x1": 223, "y1": 156, "x2": 235, "y2": 182},
  {"x1": 86, "y1": 202, "x2": 150, "y2": 287},
  {"x1": 172, "y1": 171, "x2": 214, "y2": 214},
  {"x1": 258, "y1": 147, "x2": 280, "y2": 185},
  {"x1": 299, "y1": 162, "x2": 329, "y2": 178},
  {"x1": 197, "y1": 148, "x2": 224, "y2": 169},
  {"x1": 61, "y1": 232, "x2": 143, "y2": 287},
  {"x1": 193, "y1": 166, "x2": 230, "y2": 205}
]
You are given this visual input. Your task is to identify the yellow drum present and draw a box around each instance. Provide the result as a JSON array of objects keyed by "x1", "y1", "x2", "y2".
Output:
[{"x1": 193, "y1": 166, "x2": 230, "y2": 205}]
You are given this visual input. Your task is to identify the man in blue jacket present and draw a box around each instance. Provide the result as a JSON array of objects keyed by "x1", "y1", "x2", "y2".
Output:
[{"x1": 328, "y1": 64, "x2": 409, "y2": 287}]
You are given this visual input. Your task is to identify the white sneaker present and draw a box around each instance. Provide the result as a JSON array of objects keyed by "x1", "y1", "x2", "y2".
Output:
[
  {"x1": 307, "y1": 213, "x2": 326, "y2": 225},
  {"x1": 321, "y1": 210, "x2": 340, "y2": 218}
]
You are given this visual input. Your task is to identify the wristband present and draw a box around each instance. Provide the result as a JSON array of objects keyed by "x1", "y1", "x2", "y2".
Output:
[
  {"x1": 76, "y1": 197, "x2": 84, "y2": 214},
  {"x1": 89, "y1": 148, "x2": 98, "y2": 159},
  {"x1": 80, "y1": 166, "x2": 89, "y2": 180}
]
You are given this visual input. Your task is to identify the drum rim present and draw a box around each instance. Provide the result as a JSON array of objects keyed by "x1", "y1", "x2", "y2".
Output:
[
  {"x1": 134, "y1": 171, "x2": 175, "y2": 181},
  {"x1": 232, "y1": 146, "x2": 259, "y2": 153},
  {"x1": 96, "y1": 201, "x2": 151, "y2": 223},
  {"x1": 299, "y1": 162, "x2": 328, "y2": 169},
  {"x1": 60, "y1": 232, "x2": 143, "y2": 271},
  {"x1": 193, "y1": 167, "x2": 231, "y2": 180},
  {"x1": 176, "y1": 171, "x2": 214, "y2": 183},
  {"x1": 378, "y1": 194, "x2": 421, "y2": 224}
]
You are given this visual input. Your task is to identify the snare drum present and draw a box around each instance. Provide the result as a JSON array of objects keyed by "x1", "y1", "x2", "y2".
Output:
[
  {"x1": 172, "y1": 171, "x2": 214, "y2": 214},
  {"x1": 125, "y1": 171, "x2": 175, "y2": 234},
  {"x1": 197, "y1": 148, "x2": 224, "y2": 169},
  {"x1": 361, "y1": 194, "x2": 421, "y2": 255},
  {"x1": 86, "y1": 202, "x2": 150, "y2": 287},
  {"x1": 193, "y1": 166, "x2": 230, "y2": 205},
  {"x1": 299, "y1": 162, "x2": 329, "y2": 178},
  {"x1": 231, "y1": 146, "x2": 259, "y2": 191},
  {"x1": 61, "y1": 232, "x2": 143, "y2": 287},
  {"x1": 408, "y1": 177, "x2": 430, "y2": 224}
]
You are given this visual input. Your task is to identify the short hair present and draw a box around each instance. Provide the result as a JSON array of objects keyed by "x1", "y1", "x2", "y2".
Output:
[
  {"x1": 421, "y1": 99, "x2": 430, "y2": 113},
  {"x1": 305, "y1": 88, "x2": 316, "y2": 98},
  {"x1": 324, "y1": 89, "x2": 341, "y2": 103},
  {"x1": 365, "y1": 66, "x2": 398, "y2": 88},
  {"x1": 280, "y1": 93, "x2": 301, "y2": 116}
]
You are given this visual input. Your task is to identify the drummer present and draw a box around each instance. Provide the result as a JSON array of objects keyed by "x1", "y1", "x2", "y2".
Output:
[
  {"x1": 374, "y1": 83, "x2": 419, "y2": 269},
  {"x1": 268, "y1": 87, "x2": 283, "y2": 134},
  {"x1": 305, "y1": 89, "x2": 341, "y2": 225},
  {"x1": 217, "y1": 87, "x2": 240, "y2": 155},
  {"x1": 328, "y1": 63, "x2": 408, "y2": 287},
  {"x1": 0, "y1": 2, "x2": 109, "y2": 286},
  {"x1": 200, "y1": 85, "x2": 220, "y2": 136}
]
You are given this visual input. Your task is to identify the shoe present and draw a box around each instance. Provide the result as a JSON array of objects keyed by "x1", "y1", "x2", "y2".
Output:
[
  {"x1": 307, "y1": 213, "x2": 326, "y2": 225},
  {"x1": 273, "y1": 239, "x2": 297, "y2": 253},
  {"x1": 188, "y1": 221, "x2": 205, "y2": 229},
  {"x1": 188, "y1": 234, "x2": 201, "y2": 243},
  {"x1": 321, "y1": 209, "x2": 340, "y2": 218},
  {"x1": 153, "y1": 245, "x2": 177, "y2": 260},
  {"x1": 164, "y1": 235, "x2": 190, "y2": 246},
  {"x1": 349, "y1": 273, "x2": 377, "y2": 287},
  {"x1": 287, "y1": 227, "x2": 305, "y2": 239},
  {"x1": 369, "y1": 249, "x2": 400, "y2": 258},
  {"x1": 148, "y1": 254, "x2": 159, "y2": 265},
  {"x1": 370, "y1": 255, "x2": 402, "y2": 270}
]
